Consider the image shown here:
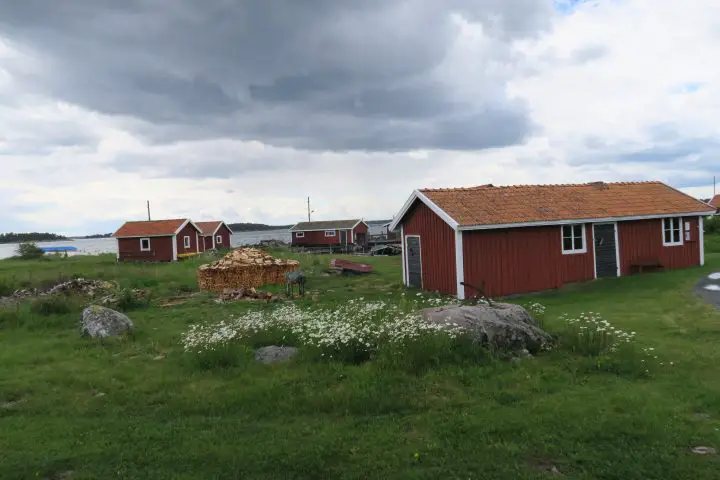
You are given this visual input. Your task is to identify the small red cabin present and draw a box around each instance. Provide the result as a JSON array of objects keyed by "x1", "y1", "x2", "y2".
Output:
[
  {"x1": 113, "y1": 218, "x2": 202, "y2": 262},
  {"x1": 290, "y1": 219, "x2": 369, "y2": 247},
  {"x1": 390, "y1": 181, "x2": 715, "y2": 299},
  {"x1": 196, "y1": 221, "x2": 234, "y2": 251}
]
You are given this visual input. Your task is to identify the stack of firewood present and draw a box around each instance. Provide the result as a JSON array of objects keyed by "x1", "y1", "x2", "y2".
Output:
[{"x1": 197, "y1": 248, "x2": 300, "y2": 292}]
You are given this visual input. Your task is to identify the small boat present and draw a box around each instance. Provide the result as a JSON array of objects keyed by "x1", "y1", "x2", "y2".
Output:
[
  {"x1": 330, "y1": 259, "x2": 373, "y2": 274},
  {"x1": 40, "y1": 246, "x2": 78, "y2": 253}
]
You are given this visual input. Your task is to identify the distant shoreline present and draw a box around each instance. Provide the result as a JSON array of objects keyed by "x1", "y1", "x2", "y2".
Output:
[
  {"x1": 0, "y1": 233, "x2": 70, "y2": 244},
  {"x1": 0, "y1": 220, "x2": 392, "y2": 244}
]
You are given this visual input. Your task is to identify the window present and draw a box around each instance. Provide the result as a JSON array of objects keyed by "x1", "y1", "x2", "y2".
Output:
[
  {"x1": 663, "y1": 218, "x2": 683, "y2": 246},
  {"x1": 295, "y1": 232, "x2": 305, "y2": 238},
  {"x1": 325, "y1": 230, "x2": 337, "y2": 237},
  {"x1": 184, "y1": 236, "x2": 191, "y2": 248},
  {"x1": 216, "y1": 235, "x2": 223, "y2": 245},
  {"x1": 561, "y1": 224, "x2": 586, "y2": 254},
  {"x1": 140, "y1": 238, "x2": 151, "y2": 252}
]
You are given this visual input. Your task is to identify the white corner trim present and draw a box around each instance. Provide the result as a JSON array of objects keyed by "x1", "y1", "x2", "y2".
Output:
[
  {"x1": 400, "y1": 224, "x2": 406, "y2": 286},
  {"x1": 389, "y1": 190, "x2": 460, "y2": 232},
  {"x1": 116, "y1": 238, "x2": 120, "y2": 261},
  {"x1": 455, "y1": 230, "x2": 465, "y2": 300},
  {"x1": 561, "y1": 223, "x2": 587, "y2": 255},
  {"x1": 196, "y1": 233, "x2": 200, "y2": 253},
  {"x1": 172, "y1": 234, "x2": 178, "y2": 261},
  {"x1": 700, "y1": 217, "x2": 705, "y2": 266},
  {"x1": 661, "y1": 217, "x2": 684, "y2": 247}
]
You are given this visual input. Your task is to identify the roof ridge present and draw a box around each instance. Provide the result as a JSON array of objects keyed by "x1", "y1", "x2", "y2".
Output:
[{"x1": 420, "y1": 181, "x2": 663, "y2": 192}]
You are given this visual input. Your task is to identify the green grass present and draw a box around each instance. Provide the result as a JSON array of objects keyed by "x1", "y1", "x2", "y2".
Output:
[{"x1": 2, "y1": 246, "x2": 720, "y2": 479}]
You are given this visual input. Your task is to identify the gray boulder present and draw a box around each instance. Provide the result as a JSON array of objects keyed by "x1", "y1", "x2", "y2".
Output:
[
  {"x1": 422, "y1": 303, "x2": 552, "y2": 353},
  {"x1": 255, "y1": 346, "x2": 298, "y2": 364},
  {"x1": 80, "y1": 305, "x2": 134, "y2": 339}
]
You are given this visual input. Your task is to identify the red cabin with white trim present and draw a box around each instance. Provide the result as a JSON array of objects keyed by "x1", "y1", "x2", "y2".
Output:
[
  {"x1": 390, "y1": 181, "x2": 714, "y2": 299},
  {"x1": 113, "y1": 218, "x2": 202, "y2": 262},
  {"x1": 290, "y1": 219, "x2": 369, "y2": 247},
  {"x1": 196, "y1": 221, "x2": 234, "y2": 251}
]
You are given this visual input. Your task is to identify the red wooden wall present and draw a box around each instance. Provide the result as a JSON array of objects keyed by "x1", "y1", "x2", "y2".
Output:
[
  {"x1": 462, "y1": 225, "x2": 595, "y2": 298},
  {"x1": 292, "y1": 229, "x2": 351, "y2": 246},
  {"x1": 176, "y1": 224, "x2": 200, "y2": 256},
  {"x1": 618, "y1": 217, "x2": 701, "y2": 275},
  {"x1": 118, "y1": 236, "x2": 174, "y2": 262},
  {"x1": 403, "y1": 202, "x2": 457, "y2": 295},
  {"x1": 215, "y1": 225, "x2": 232, "y2": 249}
]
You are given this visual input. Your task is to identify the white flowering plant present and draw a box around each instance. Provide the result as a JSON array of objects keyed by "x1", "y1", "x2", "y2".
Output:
[
  {"x1": 182, "y1": 295, "x2": 468, "y2": 367},
  {"x1": 524, "y1": 302, "x2": 547, "y2": 329},
  {"x1": 559, "y1": 312, "x2": 635, "y2": 357},
  {"x1": 557, "y1": 312, "x2": 670, "y2": 377}
]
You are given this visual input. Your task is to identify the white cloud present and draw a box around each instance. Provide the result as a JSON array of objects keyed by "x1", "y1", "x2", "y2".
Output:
[{"x1": 1, "y1": 0, "x2": 720, "y2": 235}]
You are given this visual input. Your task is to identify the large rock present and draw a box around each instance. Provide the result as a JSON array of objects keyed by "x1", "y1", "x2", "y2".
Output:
[
  {"x1": 80, "y1": 305, "x2": 134, "y2": 339},
  {"x1": 422, "y1": 303, "x2": 552, "y2": 353},
  {"x1": 254, "y1": 346, "x2": 298, "y2": 364}
]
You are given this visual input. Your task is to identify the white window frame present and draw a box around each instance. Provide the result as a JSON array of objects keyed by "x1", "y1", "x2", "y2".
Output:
[
  {"x1": 561, "y1": 224, "x2": 587, "y2": 254},
  {"x1": 216, "y1": 235, "x2": 223, "y2": 245},
  {"x1": 184, "y1": 235, "x2": 191, "y2": 248},
  {"x1": 662, "y1": 217, "x2": 683, "y2": 246},
  {"x1": 140, "y1": 238, "x2": 151, "y2": 252},
  {"x1": 295, "y1": 232, "x2": 305, "y2": 238},
  {"x1": 325, "y1": 230, "x2": 337, "y2": 237}
]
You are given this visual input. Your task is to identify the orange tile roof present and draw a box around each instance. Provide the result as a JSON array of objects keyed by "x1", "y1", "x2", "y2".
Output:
[
  {"x1": 196, "y1": 221, "x2": 223, "y2": 235},
  {"x1": 419, "y1": 181, "x2": 715, "y2": 227},
  {"x1": 710, "y1": 195, "x2": 720, "y2": 208},
  {"x1": 113, "y1": 219, "x2": 189, "y2": 237}
]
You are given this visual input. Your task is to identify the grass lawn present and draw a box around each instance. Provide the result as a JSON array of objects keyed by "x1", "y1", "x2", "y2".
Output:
[{"x1": 2, "y1": 245, "x2": 720, "y2": 479}]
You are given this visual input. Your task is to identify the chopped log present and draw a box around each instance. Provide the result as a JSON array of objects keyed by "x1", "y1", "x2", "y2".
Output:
[{"x1": 198, "y1": 248, "x2": 299, "y2": 292}]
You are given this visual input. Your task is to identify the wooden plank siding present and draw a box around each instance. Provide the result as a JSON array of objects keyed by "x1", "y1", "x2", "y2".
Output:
[
  {"x1": 402, "y1": 201, "x2": 457, "y2": 295},
  {"x1": 292, "y1": 229, "x2": 351, "y2": 246},
  {"x1": 618, "y1": 217, "x2": 701, "y2": 275},
  {"x1": 462, "y1": 225, "x2": 595, "y2": 298},
  {"x1": 118, "y1": 236, "x2": 174, "y2": 262},
  {"x1": 176, "y1": 223, "x2": 200, "y2": 256}
]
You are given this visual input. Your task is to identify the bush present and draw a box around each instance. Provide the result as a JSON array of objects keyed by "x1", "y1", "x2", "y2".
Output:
[
  {"x1": 0, "y1": 307, "x2": 22, "y2": 329},
  {"x1": 30, "y1": 296, "x2": 73, "y2": 316},
  {"x1": 375, "y1": 334, "x2": 493, "y2": 375},
  {"x1": 705, "y1": 216, "x2": 720, "y2": 235},
  {"x1": 116, "y1": 288, "x2": 151, "y2": 311},
  {"x1": 0, "y1": 278, "x2": 16, "y2": 297},
  {"x1": 15, "y1": 242, "x2": 45, "y2": 260}
]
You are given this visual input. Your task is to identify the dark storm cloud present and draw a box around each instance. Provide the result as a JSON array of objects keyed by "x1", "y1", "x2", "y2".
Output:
[{"x1": 0, "y1": 0, "x2": 553, "y2": 151}]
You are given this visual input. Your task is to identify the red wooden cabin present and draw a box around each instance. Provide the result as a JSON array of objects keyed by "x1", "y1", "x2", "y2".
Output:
[
  {"x1": 196, "y1": 221, "x2": 234, "y2": 251},
  {"x1": 113, "y1": 218, "x2": 202, "y2": 262},
  {"x1": 709, "y1": 195, "x2": 720, "y2": 215},
  {"x1": 290, "y1": 219, "x2": 369, "y2": 247},
  {"x1": 389, "y1": 181, "x2": 715, "y2": 299}
]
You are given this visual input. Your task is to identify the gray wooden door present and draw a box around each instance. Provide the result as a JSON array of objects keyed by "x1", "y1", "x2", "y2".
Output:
[
  {"x1": 406, "y1": 236, "x2": 422, "y2": 288},
  {"x1": 340, "y1": 230, "x2": 348, "y2": 245},
  {"x1": 594, "y1": 224, "x2": 618, "y2": 278}
]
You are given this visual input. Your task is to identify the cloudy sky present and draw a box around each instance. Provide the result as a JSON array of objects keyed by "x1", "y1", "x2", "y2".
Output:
[{"x1": 1, "y1": 0, "x2": 719, "y2": 235}]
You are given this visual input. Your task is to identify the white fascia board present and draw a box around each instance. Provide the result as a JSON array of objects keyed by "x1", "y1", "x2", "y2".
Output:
[
  {"x1": 389, "y1": 190, "x2": 460, "y2": 232},
  {"x1": 458, "y1": 212, "x2": 713, "y2": 231}
]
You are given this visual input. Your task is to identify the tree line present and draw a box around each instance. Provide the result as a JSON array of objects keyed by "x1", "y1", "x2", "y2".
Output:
[{"x1": 0, "y1": 232, "x2": 68, "y2": 244}]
